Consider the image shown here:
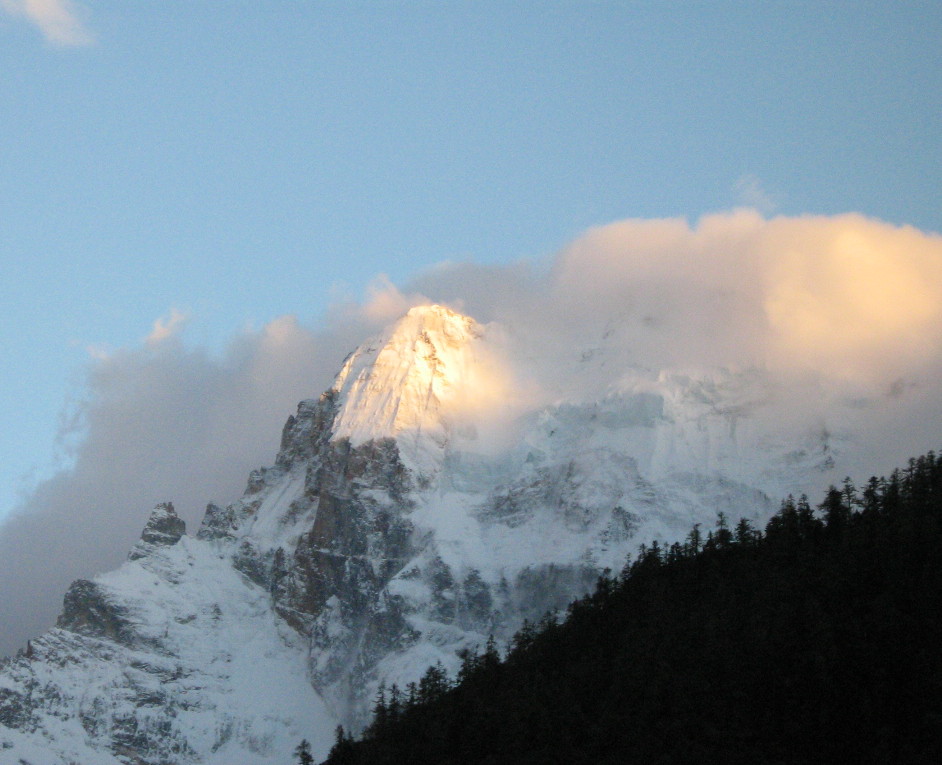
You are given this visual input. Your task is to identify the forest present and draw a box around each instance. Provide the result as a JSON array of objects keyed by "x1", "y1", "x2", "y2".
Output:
[{"x1": 311, "y1": 451, "x2": 942, "y2": 764}]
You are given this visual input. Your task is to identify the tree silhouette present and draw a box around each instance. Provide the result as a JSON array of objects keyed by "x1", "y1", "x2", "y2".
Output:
[{"x1": 294, "y1": 738, "x2": 313, "y2": 765}]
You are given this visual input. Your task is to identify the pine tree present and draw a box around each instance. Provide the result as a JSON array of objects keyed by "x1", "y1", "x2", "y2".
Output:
[
  {"x1": 388, "y1": 683, "x2": 403, "y2": 722},
  {"x1": 457, "y1": 646, "x2": 481, "y2": 683},
  {"x1": 328, "y1": 726, "x2": 355, "y2": 764},
  {"x1": 482, "y1": 634, "x2": 500, "y2": 670},
  {"x1": 734, "y1": 516, "x2": 755, "y2": 546},
  {"x1": 369, "y1": 682, "x2": 388, "y2": 735},
  {"x1": 294, "y1": 738, "x2": 314, "y2": 765},
  {"x1": 820, "y1": 485, "x2": 850, "y2": 535},
  {"x1": 686, "y1": 523, "x2": 702, "y2": 555},
  {"x1": 509, "y1": 620, "x2": 537, "y2": 655},
  {"x1": 418, "y1": 662, "x2": 450, "y2": 704},
  {"x1": 714, "y1": 512, "x2": 733, "y2": 548}
]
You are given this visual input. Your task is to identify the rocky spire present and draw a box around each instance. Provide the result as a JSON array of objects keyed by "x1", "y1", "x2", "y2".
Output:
[{"x1": 128, "y1": 501, "x2": 186, "y2": 560}]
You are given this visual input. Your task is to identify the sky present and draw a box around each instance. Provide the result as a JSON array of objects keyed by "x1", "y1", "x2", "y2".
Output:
[{"x1": 0, "y1": 1, "x2": 940, "y2": 654}]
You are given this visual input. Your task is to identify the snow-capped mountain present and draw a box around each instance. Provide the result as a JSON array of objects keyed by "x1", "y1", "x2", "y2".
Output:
[{"x1": 0, "y1": 304, "x2": 843, "y2": 764}]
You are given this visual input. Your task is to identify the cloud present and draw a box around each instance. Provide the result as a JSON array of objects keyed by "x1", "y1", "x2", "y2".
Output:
[
  {"x1": 145, "y1": 307, "x2": 189, "y2": 346},
  {"x1": 734, "y1": 174, "x2": 777, "y2": 214},
  {"x1": 758, "y1": 215, "x2": 942, "y2": 378},
  {"x1": 2, "y1": 210, "x2": 942, "y2": 655},
  {"x1": 327, "y1": 211, "x2": 942, "y2": 476},
  {"x1": 1, "y1": 0, "x2": 94, "y2": 46},
  {"x1": 398, "y1": 210, "x2": 942, "y2": 390},
  {"x1": 360, "y1": 275, "x2": 430, "y2": 325}
]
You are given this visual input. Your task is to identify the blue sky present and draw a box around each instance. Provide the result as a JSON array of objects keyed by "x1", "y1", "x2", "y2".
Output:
[{"x1": 1, "y1": 0, "x2": 940, "y2": 520}]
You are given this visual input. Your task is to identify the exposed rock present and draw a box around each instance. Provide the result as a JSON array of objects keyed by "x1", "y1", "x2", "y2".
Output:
[
  {"x1": 128, "y1": 502, "x2": 186, "y2": 561},
  {"x1": 195, "y1": 501, "x2": 236, "y2": 542},
  {"x1": 56, "y1": 579, "x2": 133, "y2": 644}
]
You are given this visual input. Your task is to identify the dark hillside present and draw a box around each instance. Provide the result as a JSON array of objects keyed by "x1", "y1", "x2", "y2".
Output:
[{"x1": 321, "y1": 453, "x2": 942, "y2": 765}]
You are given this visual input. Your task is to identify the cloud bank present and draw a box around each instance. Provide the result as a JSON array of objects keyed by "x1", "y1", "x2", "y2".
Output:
[
  {"x1": 2, "y1": 210, "x2": 941, "y2": 655},
  {"x1": 1, "y1": 0, "x2": 93, "y2": 46}
]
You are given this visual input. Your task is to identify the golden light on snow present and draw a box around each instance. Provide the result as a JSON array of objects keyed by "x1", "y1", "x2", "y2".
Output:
[{"x1": 329, "y1": 304, "x2": 533, "y2": 471}]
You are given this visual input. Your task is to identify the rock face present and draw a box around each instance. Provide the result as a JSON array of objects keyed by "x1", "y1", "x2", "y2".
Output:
[
  {"x1": 128, "y1": 502, "x2": 186, "y2": 561},
  {"x1": 0, "y1": 304, "x2": 846, "y2": 764},
  {"x1": 56, "y1": 579, "x2": 134, "y2": 643}
]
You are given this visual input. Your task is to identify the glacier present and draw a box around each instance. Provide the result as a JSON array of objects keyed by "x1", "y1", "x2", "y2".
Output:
[{"x1": 0, "y1": 304, "x2": 847, "y2": 764}]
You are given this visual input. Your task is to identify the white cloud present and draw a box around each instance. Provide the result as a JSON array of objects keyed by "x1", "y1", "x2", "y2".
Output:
[
  {"x1": 397, "y1": 211, "x2": 942, "y2": 484},
  {"x1": 360, "y1": 275, "x2": 430, "y2": 325},
  {"x1": 145, "y1": 307, "x2": 189, "y2": 347},
  {"x1": 734, "y1": 174, "x2": 777, "y2": 214},
  {"x1": 2, "y1": 210, "x2": 941, "y2": 655},
  {"x1": 402, "y1": 210, "x2": 942, "y2": 390},
  {"x1": 1, "y1": 0, "x2": 94, "y2": 46}
]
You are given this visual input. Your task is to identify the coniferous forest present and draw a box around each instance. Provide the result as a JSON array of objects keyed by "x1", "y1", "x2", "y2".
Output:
[{"x1": 318, "y1": 452, "x2": 942, "y2": 765}]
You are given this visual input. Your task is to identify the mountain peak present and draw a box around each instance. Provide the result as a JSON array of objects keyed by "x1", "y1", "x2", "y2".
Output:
[
  {"x1": 128, "y1": 502, "x2": 186, "y2": 560},
  {"x1": 329, "y1": 304, "x2": 483, "y2": 472}
]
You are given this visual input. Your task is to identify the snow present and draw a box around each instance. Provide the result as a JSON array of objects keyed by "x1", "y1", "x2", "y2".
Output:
[
  {"x1": 0, "y1": 535, "x2": 336, "y2": 764},
  {"x1": 237, "y1": 467, "x2": 310, "y2": 553}
]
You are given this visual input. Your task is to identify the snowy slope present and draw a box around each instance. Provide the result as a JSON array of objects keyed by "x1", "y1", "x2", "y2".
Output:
[
  {"x1": 1, "y1": 505, "x2": 335, "y2": 764},
  {"x1": 0, "y1": 304, "x2": 850, "y2": 764}
]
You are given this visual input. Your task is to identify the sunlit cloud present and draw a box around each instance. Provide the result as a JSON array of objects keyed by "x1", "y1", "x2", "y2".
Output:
[
  {"x1": 396, "y1": 210, "x2": 942, "y2": 479},
  {"x1": 759, "y1": 216, "x2": 942, "y2": 378},
  {"x1": 543, "y1": 210, "x2": 942, "y2": 385},
  {"x1": 1, "y1": 0, "x2": 94, "y2": 46}
]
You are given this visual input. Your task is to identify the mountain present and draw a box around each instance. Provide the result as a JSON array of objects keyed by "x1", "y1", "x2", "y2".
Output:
[{"x1": 0, "y1": 304, "x2": 846, "y2": 764}]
